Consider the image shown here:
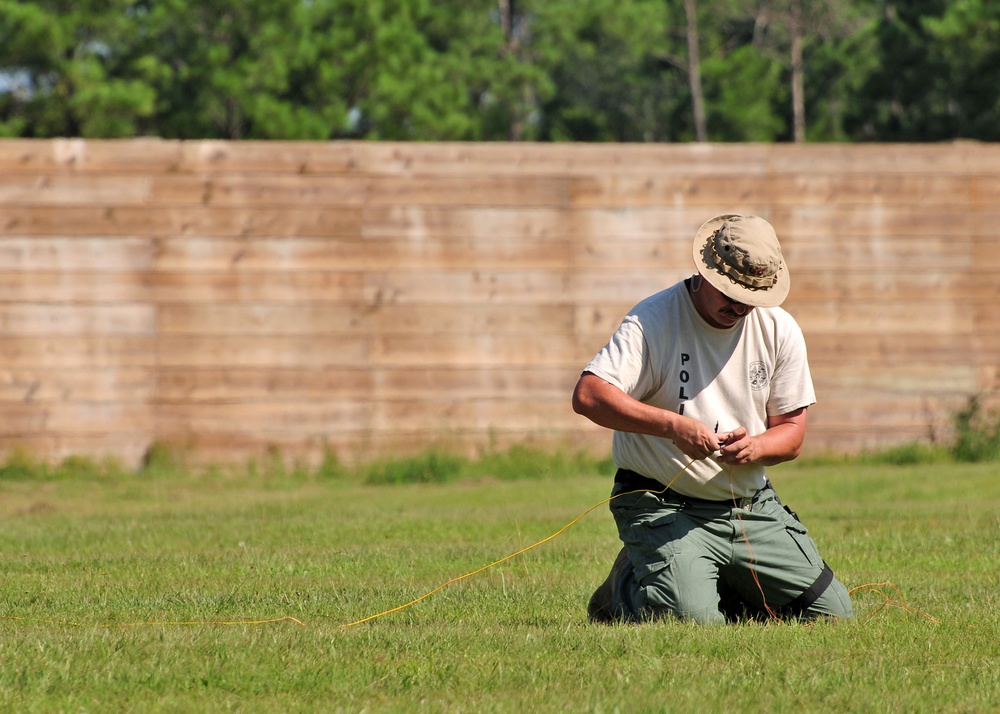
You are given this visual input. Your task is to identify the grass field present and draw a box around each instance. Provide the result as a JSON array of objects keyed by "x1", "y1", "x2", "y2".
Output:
[{"x1": 0, "y1": 450, "x2": 997, "y2": 713}]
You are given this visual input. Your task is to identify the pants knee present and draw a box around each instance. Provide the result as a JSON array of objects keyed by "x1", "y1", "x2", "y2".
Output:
[
  {"x1": 640, "y1": 580, "x2": 727, "y2": 625},
  {"x1": 804, "y1": 577, "x2": 854, "y2": 621}
]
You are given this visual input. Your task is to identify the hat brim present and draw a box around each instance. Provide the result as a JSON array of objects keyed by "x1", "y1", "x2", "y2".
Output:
[{"x1": 691, "y1": 214, "x2": 790, "y2": 308}]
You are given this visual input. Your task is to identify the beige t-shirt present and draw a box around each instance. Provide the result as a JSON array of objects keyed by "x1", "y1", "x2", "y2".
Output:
[{"x1": 584, "y1": 280, "x2": 816, "y2": 500}]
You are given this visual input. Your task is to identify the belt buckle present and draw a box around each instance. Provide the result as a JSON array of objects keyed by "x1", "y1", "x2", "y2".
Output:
[{"x1": 736, "y1": 496, "x2": 754, "y2": 510}]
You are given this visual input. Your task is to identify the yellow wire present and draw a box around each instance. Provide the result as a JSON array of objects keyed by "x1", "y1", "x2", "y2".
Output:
[{"x1": 339, "y1": 460, "x2": 695, "y2": 629}]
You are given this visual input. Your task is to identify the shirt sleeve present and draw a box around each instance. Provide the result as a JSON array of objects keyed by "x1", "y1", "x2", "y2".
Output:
[
  {"x1": 766, "y1": 315, "x2": 817, "y2": 416},
  {"x1": 583, "y1": 316, "x2": 658, "y2": 400}
]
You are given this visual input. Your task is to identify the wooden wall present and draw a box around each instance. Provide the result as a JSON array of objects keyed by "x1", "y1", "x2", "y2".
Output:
[{"x1": 0, "y1": 139, "x2": 997, "y2": 466}]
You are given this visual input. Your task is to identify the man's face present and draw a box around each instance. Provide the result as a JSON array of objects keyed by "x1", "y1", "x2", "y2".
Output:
[{"x1": 693, "y1": 278, "x2": 755, "y2": 328}]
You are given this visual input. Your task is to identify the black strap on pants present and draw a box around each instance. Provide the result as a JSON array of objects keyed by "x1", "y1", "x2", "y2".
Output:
[{"x1": 777, "y1": 562, "x2": 835, "y2": 617}]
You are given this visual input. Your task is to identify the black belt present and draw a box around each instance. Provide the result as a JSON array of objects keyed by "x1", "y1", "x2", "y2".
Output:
[{"x1": 614, "y1": 468, "x2": 766, "y2": 509}]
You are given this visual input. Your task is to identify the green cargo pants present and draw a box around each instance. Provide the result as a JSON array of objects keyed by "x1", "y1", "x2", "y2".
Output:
[{"x1": 603, "y1": 470, "x2": 854, "y2": 624}]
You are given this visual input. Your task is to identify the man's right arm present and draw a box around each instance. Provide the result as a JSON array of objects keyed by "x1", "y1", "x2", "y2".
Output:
[{"x1": 571, "y1": 372, "x2": 722, "y2": 460}]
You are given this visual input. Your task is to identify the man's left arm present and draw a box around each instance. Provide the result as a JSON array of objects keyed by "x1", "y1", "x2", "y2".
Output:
[{"x1": 716, "y1": 407, "x2": 808, "y2": 466}]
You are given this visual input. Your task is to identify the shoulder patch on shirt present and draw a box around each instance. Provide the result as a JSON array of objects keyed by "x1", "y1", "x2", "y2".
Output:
[{"x1": 749, "y1": 361, "x2": 769, "y2": 391}]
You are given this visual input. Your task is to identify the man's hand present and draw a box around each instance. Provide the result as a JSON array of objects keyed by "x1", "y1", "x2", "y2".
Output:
[
  {"x1": 668, "y1": 416, "x2": 724, "y2": 460},
  {"x1": 716, "y1": 427, "x2": 755, "y2": 465},
  {"x1": 715, "y1": 409, "x2": 808, "y2": 466}
]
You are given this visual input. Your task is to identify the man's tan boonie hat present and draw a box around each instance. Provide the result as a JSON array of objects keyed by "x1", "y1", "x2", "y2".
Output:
[{"x1": 692, "y1": 214, "x2": 790, "y2": 308}]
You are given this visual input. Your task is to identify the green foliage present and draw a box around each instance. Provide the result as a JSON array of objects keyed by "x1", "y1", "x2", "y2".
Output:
[
  {"x1": 475, "y1": 444, "x2": 616, "y2": 481},
  {"x1": 0, "y1": 449, "x2": 128, "y2": 481},
  {"x1": 356, "y1": 446, "x2": 613, "y2": 484},
  {"x1": 0, "y1": 448, "x2": 44, "y2": 480},
  {"x1": 854, "y1": 442, "x2": 951, "y2": 466},
  {"x1": 0, "y1": 0, "x2": 159, "y2": 137},
  {"x1": 314, "y1": 446, "x2": 350, "y2": 481},
  {"x1": 361, "y1": 449, "x2": 466, "y2": 485},
  {"x1": 2, "y1": 0, "x2": 998, "y2": 141},
  {"x1": 951, "y1": 395, "x2": 1000, "y2": 463},
  {"x1": 137, "y1": 441, "x2": 188, "y2": 479},
  {"x1": 921, "y1": 0, "x2": 1000, "y2": 140},
  {"x1": 527, "y1": 0, "x2": 683, "y2": 141},
  {"x1": 702, "y1": 45, "x2": 787, "y2": 141}
]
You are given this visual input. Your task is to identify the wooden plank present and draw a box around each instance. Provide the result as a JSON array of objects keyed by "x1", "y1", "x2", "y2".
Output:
[
  {"x1": 973, "y1": 304, "x2": 1000, "y2": 335},
  {"x1": 369, "y1": 334, "x2": 583, "y2": 368},
  {"x1": 790, "y1": 270, "x2": 996, "y2": 303},
  {"x1": 807, "y1": 393, "x2": 968, "y2": 430},
  {"x1": 156, "y1": 401, "x2": 373, "y2": 434},
  {"x1": 150, "y1": 175, "x2": 369, "y2": 207},
  {"x1": 151, "y1": 271, "x2": 364, "y2": 303},
  {"x1": 0, "y1": 272, "x2": 152, "y2": 302},
  {"x1": 568, "y1": 206, "x2": 987, "y2": 241},
  {"x1": 155, "y1": 368, "x2": 376, "y2": 401},
  {"x1": 350, "y1": 142, "x2": 774, "y2": 177},
  {"x1": 0, "y1": 402, "x2": 154, "y2": 433},
  {"x1": 570, "y1": 174, "x2": 975, "y2": 209},
  {"x1": 368, "y1": 398, "x2": 579, "y2": 432},
  {"x1": 801, "y1": 429, "x2": 940, "y2": 454},
  {"x1": 573, "y1": 304, "x2": 638, "y2": 339},
  {"x1": 362, "y1": 270, "x2": 573, "y2": 305},
  {"x1": 0, "y1": 139, "x2": 358, "y2": 175},
  {"x1": 0, "y1": 336, "x2": 155, "y2": 367},
  {"x1": 362, "y1": 235, "x2": 573, "y2": 270},
  {"x1": 812, "y1": 364, "x2": 980, "y2": 395},
  {"x1": 0, "y1": 174, "x2": 155, "y2": 205},
  {"x1": 781, "y1": 235, "x2": 977, "y2": 270},
  {"x1": 769, "y1": 205, "x2": 992, "y2": 238},
  {"x1": 0, "y1": 139, "x2": 184, "y2": 174},
  {"x1": 0, "y1": 304, "x2": 154, "y2": 335},
  {"x1": 971, "y1": 176, "x2": 1000, "y2": 209},
  {"x1": 157, "y1": 303, "x2": 577, "y2": 336},
  {"x1": 151, "y1": 236, "x2": 572, "y2": 271},
  {"x1": 790, "y1": 302, "x2": 974, "y2": 335},
  {"x1": 157, "y1": 303, "x2": 356, "y2": 335},
  {"x1": 0, "y1": 367, "x2": 155, "y2": 402},
  {"x1": 567, "y1": 270, "x2": 689, "y2": 305},
  {"x1": 971, "y1": 233, "x2": 1000, "y2": 269},
  {"x1": 0, "y1": 237, "x2": 154, "y2": 271},
  {"x1": 176, "y1": 140, "x2": 358, "y2": 175},
  {"x1": 154, "y1": 398, "x2": 576, "y2": 434},
  {"x1": 0, "y1": 206, "x2": 363, "y2": 237},
  {"x1": 573, "y1": 236, "x2": 691, "y2": 268},
  {"x1": 152, "y1": 236, "x2": 366, "y2": 271},
  {"x1": 803, "y1": 334, "x2": 985, "y2": 366},
  {"x1": 365, "y1": 176, "x2": 569, "y2": 207},
  {"x1": 766, "y1": 142, "x2": 1000, "y2": 175},
  {"x1": 155, "y1": 366, "x2": 574, "y2": 401},
  {"x1": 156, "y1": 335, "x2": 368, "y2": 368},
  {"x1": 362, "y1": 206, "x2": 570, "y2": 240}
]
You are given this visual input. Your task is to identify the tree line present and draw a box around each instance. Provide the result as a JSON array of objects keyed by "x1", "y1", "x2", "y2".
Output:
[{"x1": 1, "y1": 0, "x2": 998, "y2": 143}]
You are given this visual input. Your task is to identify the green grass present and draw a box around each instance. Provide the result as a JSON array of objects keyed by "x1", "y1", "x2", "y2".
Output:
[{"x1": 0, "y1": 452, "x2": 997, "y2": 713}]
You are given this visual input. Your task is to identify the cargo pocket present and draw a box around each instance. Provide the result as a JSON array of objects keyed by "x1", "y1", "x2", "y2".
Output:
[
  {"x1": 621, "y1": 511, "x2": 681, "y2": 583},
  {"x1": 782, "y1": 514, "x2": 823, "y2": 569}
]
